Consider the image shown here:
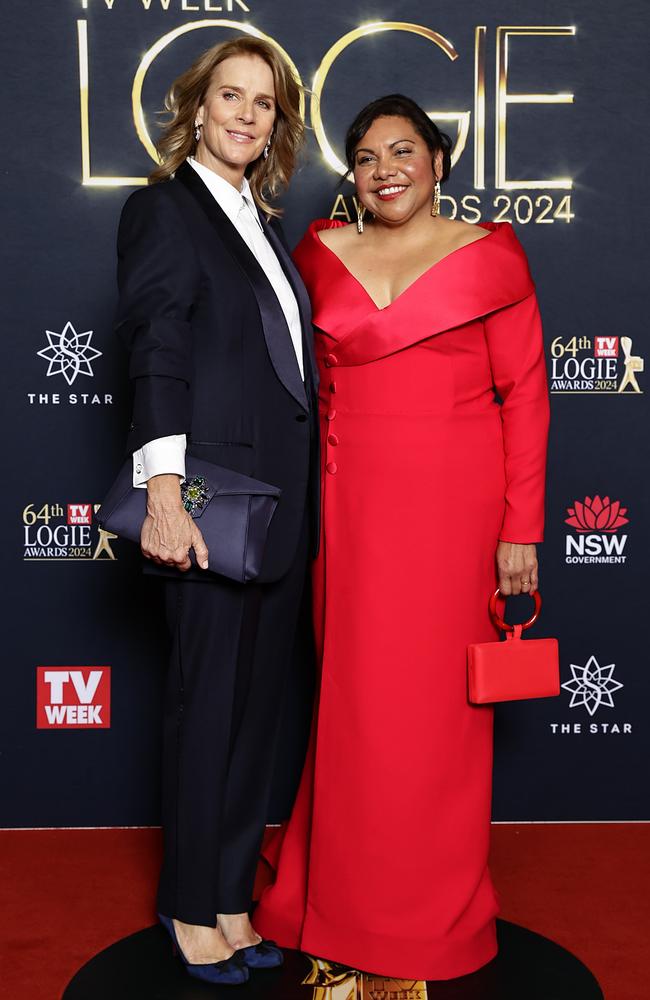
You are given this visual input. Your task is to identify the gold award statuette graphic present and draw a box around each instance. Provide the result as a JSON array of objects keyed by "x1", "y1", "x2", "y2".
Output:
[
  {"x1": 93, "y1": 504, "x2": 118, "y2": 560},
  {"x1": 618, "y1": 336, "x2": 644, "y2": 393},
  {"x1": 76, "y1": 7, "x2": 577, "y2": 225},
  {"x1": 303, "y1": 957, "x2": 428, "y2": 1000}
]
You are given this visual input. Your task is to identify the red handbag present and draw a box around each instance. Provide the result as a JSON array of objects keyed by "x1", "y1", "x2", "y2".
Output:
[{"x1": 467, "y1": 589, "x2": 560, "y2": 704}]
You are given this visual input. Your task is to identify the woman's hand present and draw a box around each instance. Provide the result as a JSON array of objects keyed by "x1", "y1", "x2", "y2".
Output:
[
  {"x1": 496, "y1": 541, "x2": 538, "y2": 596},
  {"x1": 142, "y1": 474, "x2": 209, "y2": 572}
]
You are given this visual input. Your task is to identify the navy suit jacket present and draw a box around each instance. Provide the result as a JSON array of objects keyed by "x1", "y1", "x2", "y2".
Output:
[{"x1": 115, "y1": 162, "x2": 319, "y2": 582}]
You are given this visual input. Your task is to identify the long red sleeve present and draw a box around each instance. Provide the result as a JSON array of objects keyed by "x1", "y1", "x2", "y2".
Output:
[{"x1": 484, "y1": 290, "x2": 550, "y2": 543}]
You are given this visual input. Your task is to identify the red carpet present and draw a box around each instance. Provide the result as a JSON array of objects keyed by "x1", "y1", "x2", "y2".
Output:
[{"x1": 1, "y1": 824, "x2": 647, "y2": 999}]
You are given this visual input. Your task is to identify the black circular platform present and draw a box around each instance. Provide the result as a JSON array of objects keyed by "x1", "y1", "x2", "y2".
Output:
[{"x1": 63, "y1": 920, "x2": 603, "y2": 1000}]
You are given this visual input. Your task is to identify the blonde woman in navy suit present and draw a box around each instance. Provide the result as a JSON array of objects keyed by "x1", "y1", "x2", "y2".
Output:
[{"x1": 115, "y1": 37, "x2": 318, "y2": 984}]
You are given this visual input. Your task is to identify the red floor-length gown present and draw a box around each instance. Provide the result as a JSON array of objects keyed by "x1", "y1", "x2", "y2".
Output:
[{"x1": 256, "y1": 220, "x2": 550, "y2": 980}]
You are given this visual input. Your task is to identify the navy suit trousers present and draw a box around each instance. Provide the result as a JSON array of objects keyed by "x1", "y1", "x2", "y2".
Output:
[{"x1": 157, "y1": 511, "x2": 311, "y2": 923}]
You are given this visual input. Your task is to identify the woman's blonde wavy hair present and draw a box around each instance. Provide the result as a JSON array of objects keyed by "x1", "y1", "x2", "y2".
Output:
[{"x1": 149, "y1": 36, "x2": 304, "y2": 218}]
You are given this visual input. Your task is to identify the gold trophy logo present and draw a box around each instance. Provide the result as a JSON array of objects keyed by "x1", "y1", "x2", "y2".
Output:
[
  {"x1": 618, "y1": 336, "x2": 644, "y2": 393},
  {"x1": 302, "y1": 957, "x2": 428, "y2": 1000},
  {"x1": 92, "y1": 504, "x2": 118, "y2": 560}
]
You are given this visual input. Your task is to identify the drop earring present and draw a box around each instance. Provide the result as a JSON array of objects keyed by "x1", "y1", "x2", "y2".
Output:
[
  {"x1": 263, "y1": 138, "x2": 271, "y2": 160},
  {"x1": 431, "y1": 180, "x2": 441, "y2": 217},
  {"x1": 194, "y1": 121, "x2": 202, "y2": 143},
  {"x1": 356, "y1": 202, "x2": 364, "y2": 234}
]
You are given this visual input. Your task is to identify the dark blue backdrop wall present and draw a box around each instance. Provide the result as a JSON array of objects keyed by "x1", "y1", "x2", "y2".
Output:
[{"x1": 2, "y1": 0, "x2": 648, "y2": 827}]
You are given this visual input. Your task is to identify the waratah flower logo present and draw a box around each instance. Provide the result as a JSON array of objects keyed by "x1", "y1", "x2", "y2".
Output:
[{"x1": 565, "y1": 495, "x2": 629, "y2": 533}]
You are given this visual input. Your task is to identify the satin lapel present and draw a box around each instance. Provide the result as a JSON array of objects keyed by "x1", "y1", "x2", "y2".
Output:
[
  {"x1": 175, "y1": 164, "x2": 308, "y2": 410},
  {"x1": 262, "y1": 218, "x2": 319, "y2": 390},
  {"x1": 332, "y1": 225, "x2": 536, "y2": 367},
  {"x1": 295, "y1": 227, "x2": 370, "y2": 344}
]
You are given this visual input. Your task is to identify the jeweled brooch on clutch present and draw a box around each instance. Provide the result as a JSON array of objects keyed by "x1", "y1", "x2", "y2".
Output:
[{"x1": 181, "y1": 475, "x2": 210, "y2": 516}]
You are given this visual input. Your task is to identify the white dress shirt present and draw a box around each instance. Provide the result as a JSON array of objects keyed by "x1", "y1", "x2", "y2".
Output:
[{"x1": 133, "y1": 156, "x2": 304, "y2": 487}]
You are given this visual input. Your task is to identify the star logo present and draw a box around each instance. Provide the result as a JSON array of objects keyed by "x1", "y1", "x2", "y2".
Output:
[
  {"x1": 37, "y1": 322, "x2": 102, "y2": 385},
  {"x1": 561, "y1": 655, "x2": 623, "y2": 716}
]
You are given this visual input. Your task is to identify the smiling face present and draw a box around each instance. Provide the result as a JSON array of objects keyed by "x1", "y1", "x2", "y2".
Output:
[
  {"x1": 195, "y1": 53, "x2": 276, "y2": 187},
  {"x1": 353, "y1": 115, "x2": 442, "y2": 226}
]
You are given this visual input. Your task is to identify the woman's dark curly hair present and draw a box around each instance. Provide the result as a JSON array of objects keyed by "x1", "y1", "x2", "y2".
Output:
[{"x1": 344, "y1": 93, "x2": 452, "y2": 182}]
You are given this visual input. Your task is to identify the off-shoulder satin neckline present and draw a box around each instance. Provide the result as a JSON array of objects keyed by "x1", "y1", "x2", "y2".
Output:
[{"x1": 312, "y1": 220, "x2": 500, "y2": 312}]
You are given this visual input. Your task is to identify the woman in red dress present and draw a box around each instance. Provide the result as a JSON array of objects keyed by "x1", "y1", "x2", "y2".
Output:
[{"x1": 256, "y1": 95, "x2": 550, "y2": 980}]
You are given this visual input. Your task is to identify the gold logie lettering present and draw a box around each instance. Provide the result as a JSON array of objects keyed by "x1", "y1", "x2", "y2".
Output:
[
  {"x1": 330, "y1": 194, "x2": 351, "y2": 222},
  {"x1": 78, "y1": 19, "x2": 90, "y2": 182},
  {"x1": 78, "y1": 19, "x2": 290, "y2": 184},
  {"x1": 474, "y1": 26, "x2": 486, "y2": 188},
  {"x1": 311, "y1": 22, "x2": 470, "y2": 176},
  {"x1": 77, "y1": 19, "x2": 148, "y2": 185},
  {"x1": 77, "y1": 19, "x2": 574, "y2": 190},
  {"x1": 141, "y1": 0, "x2": 172, "y2": 10},
  {"x1": 131, "y1": 20, "x2": 302, "y2": 161},
  {"x1": 495, "y1": 25, "x2": 575, "y2": 190}
]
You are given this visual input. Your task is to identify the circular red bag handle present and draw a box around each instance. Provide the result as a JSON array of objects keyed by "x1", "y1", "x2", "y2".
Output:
[{"x1": 489, "y1": 588, "x2": 542, "y2": 633}]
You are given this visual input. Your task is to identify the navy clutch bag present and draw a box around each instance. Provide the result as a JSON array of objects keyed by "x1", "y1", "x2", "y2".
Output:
[{"x1": 97, "y1": 456, "x2": 281, "y2": 583}]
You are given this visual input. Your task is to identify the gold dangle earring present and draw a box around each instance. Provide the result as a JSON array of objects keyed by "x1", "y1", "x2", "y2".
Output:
[
  {"x1": 431, "y1": 180, "x2": 441, "y2": 217},
  {"x1": 356, "y1": 201, "x2": 365, "y2": 234}
]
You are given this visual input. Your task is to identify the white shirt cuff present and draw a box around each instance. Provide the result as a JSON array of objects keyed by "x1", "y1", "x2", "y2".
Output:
[{"x1": 133, "y1": 434, "x2": 187, "y2": 488}]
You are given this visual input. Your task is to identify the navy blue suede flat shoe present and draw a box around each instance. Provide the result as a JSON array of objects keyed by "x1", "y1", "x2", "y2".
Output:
[
  {"x1": 237, "y1": 939, "x2": 284, "y2": 969},
  {"x1": 158, "y1": 913, "x2": 249, "y2": 985}
]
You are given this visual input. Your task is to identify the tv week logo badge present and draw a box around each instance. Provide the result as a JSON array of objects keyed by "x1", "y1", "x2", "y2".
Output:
[
  {"x1": 594, "y1": 336, "x2": 619, "y2": 358},
  {"x1": 36, "y1": 667, "x2": 111, "y2": 729},
  {"x1": 67, "y1": 504, "x2": 92, "y2": 525}
]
